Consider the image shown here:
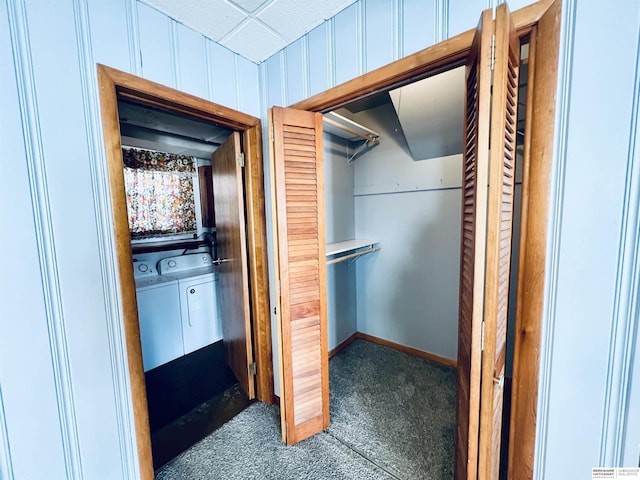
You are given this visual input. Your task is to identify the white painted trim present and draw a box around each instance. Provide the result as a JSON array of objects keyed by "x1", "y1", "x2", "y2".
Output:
[
  {"x1": 328, "y1": 13, "x2": 336, "y2": 88},
  {"x1": 6, "y1": 1, "x2": 83, "y2": 478},
  {"x1": 0, "y1": 384, "x2": 13, "y2": 480},
  {"x1": 437, "y1": 0, "x2": 448, "y2": 43},
  {"x1": 206, "y1": 39, "x2": 216, "y2": 102},
  {"x1": 357, "y1": 0, "x2": 365, "y2": 75},
  {"x1": 533, "y1": 0, "x2": 577, "y2": 478},
  {"x1": 393, "y1": 0, "x2": 402, "y2": 60},
  {"x1": 125, "y1": 0, "x2": 141, "y2": 75},
  {"x1": 599, "y1": 16, "x2": 640, "y2": 467},
  {"x1": 72, "y1": 0, "x2": 140, "y2": 477},
  {"x1": 233, "y1": 52, "x2": 241, "y2": 110},
  {"x1": 169, "y1": 19, "x2": 179, "y2": 89},
  {"x1": 301, "y1": 35, "x2": 310, "y2": 100}
]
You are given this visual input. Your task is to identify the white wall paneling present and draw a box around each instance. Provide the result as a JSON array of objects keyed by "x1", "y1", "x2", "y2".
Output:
[
  {"x1": 536, "y1": 0, "x2": 640, "y2": 477},
  {"x1": 175, "y1": 24, "x2": 208, "y2": 98},
  {"x1": 87, "y1": 0, "x2": 131, "y2": 72},
  {"x1": 5, "y1": 0, "x2": 82, "y2": 477},
  {"x1": 1, "y1": 2, "x2": 66, "y2": 477},
  {"x1": 284, "y1": 37, "x2": 307, "y2": 106},
  {"x1": 236, "y1": 56, "x2": 261, "y2": 118},
  {"x1": 137, "y1": 2, "x2": 173, "y2": 87},
  {"x1": 77, "y1": 0, "x2": 139, "y2": 477},
  {"x1": 364, "y1": 0, "x2": 395, "y2": 72},
  {"x1": 307, "y1": 22, "x2": 331, "y2": 97},
  {"x1": 404, "y1": 0, "x2": 437, "y2": 56},
  {"x1": 1, "y1": 0, "x2": 261, "y2": 477},
  {"x1": 332, "y1": 3, "x2": 361, "y2": 86},
  {"x1": 601, "y1": 30, "x2": 640, "y2": 466}
]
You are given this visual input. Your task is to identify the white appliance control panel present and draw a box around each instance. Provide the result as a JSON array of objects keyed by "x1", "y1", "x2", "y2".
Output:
[
  {"x1": 133, "y1": 260, "x2": 157, "y2": 279},
  {"x1": 158, "y1": 253, "x2": 213, "y2": 274}
]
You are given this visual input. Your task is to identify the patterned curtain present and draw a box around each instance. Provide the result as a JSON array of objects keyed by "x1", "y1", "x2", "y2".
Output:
[{"x1": 122, "y1": 148, "x2": 197, "y2": 239}]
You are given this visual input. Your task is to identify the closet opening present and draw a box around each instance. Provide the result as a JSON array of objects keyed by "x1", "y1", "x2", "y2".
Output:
[
  {"x1": 272, "y1": 1, "x2": 560, "y2": 478},
  {"x1": 97, "y1": 65, "x2": 272, "y2": 478},
  {"x1": 308, "y1": 36, "x2": 529, "y2": 478}
]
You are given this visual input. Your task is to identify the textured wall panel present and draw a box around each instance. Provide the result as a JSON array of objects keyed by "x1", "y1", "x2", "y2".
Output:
[
  {"x1": 137, "y1": 2, "x2": 174, "y2": 87},
  {"x1": 364, "y1": 0, "x2": 395, "y2": 71},
  {"x1": 175, "y1": 24, "x2": 208, "y2": 98},
  {"x1": 207, "y1": 39, "x2": 238, "y2": 108},
  {"x1": 403, "y1": 0, "x2": 437, "y2": 56},
  {"x1": 87, "y1": 0, "x2": 130, "y2": 70},
  {"x1": 333, "y1": 3, "x2": 360, "y2": 86},
  {"x1": 285, "y1": 38, "x2": 307, "y2": 105},
  {"x1": 237, "y1": 56, "x2": 261, "y2": 118},
  {"x1": 264, "y1": 52, "x2": 285, "y2": 108},
  {"x1": 448, "y1": 0, "x2": 489, "y2": 39},
  {"x1": 307, "y1": 23, "x2": 331, "y2": 96},
  {"x1": 536, "y1": 0, "x2": 640, "y2": 477}
]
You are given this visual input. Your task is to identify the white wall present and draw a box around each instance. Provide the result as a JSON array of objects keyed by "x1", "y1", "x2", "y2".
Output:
[
  {"x1": 325, "y1": 133, "x2": 358, "y2": 350},
  {"x1": 0, "y1": 0, "x2": 259, "y2": 478},
  {"x1": 352, "y1": 103, "x2": 462, "y2": 360},
  {"x1": 536, "y1": 0, "x2": 640, "y2": 475}
]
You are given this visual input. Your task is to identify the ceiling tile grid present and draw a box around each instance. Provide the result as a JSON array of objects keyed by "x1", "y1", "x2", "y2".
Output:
[{"x1": 141, "y1": 0, "x2": 357, "y2": 63}]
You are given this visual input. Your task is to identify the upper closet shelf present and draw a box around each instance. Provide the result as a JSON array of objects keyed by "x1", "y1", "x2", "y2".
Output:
[
  {"x1": 323, "y1": 112, "x2": 380, "y2": 163},
  {"x1": 326, "y1": 239, "x2": 380, "y2": 265}
]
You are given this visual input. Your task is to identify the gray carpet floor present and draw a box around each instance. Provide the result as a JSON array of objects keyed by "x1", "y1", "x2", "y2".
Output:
[{"x1": 155, "y1": 339, "x2": 456, "y2": 479}]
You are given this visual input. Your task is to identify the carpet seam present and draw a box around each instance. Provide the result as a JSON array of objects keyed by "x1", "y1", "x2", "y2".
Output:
[{"x1": 323, "y1": 429, "x2": 404, "y2": 480}]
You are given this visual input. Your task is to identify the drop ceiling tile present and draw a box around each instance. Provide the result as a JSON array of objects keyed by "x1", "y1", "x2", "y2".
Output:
[
  {"x1": 222, "y1": 19, "x2": 286, "y2": 62},
  {"x1": 227, "y1": 0, "x2": 270, "y2": 13},
  {"x1": 258, "y1": 0, "x2": 356, "y2": 41},
  {"x1": 143, "y1": 0, "x2": 247, "y2": 40}
]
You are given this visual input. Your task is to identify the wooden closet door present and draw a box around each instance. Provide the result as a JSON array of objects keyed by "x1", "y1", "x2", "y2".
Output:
[
  {"x1": 478, "y1": 4, "x2": 520, "y2": 479},
  {"x1": 212, "y1": 131, "x2": 255, "y2": 399},
  {"x1": 455, "y1": 8, "x2": 493, "y2": 480},
  {"x1": 268, "y1": 106, "x2": 328, "y2": 445}
]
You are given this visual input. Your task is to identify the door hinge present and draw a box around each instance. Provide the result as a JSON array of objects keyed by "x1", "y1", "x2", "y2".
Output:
[
  {"x1": 249, "y1": 362, "x2": 257, "y2": 376},
  {"x1": 481, "y1": 321, "x2": 485, "y2": 352},
  {"x1": 490, "y1": 35, "x2": 496, "y2": 71},
  {"x1": 236, "y1": 152, "x2": 245, "y2": 167}
]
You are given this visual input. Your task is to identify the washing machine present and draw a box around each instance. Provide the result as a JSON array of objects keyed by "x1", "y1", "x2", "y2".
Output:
[
  {"x1": 134, "y1": 260, "x2": 183, "y2": 371},
  {"x1": 158, "y1": 254, "x2": 221, "y2": 355}
]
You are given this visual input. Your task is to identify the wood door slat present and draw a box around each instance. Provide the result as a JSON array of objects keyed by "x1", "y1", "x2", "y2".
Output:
[{"x1": 270, "y1": 106, "x2": 328, "y2": 446}]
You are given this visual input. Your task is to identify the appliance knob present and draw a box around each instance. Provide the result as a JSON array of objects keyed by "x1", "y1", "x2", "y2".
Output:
[
  {"x1": 190, "y1": 288, "x2": 195, "y2": 294},
  {"x1": 168, "y1": 260, "x2": 176, "y2": 268},
  {"x1": 138, "y1": 263, "x2": 148, "y2": 272}
]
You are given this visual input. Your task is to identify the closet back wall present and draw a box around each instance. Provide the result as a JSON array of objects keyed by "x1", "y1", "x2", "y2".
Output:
[
  {"x1": 0, "y1": 1, "x2": 259, "y2": 478},
  {"x1": 353, "y1": 104, "x2": 462, "y2": 361}
]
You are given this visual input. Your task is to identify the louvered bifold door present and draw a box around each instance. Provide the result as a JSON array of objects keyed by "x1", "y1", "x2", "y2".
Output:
[
  {"x1": 454, "y1": 8, "x2": 493, "y2": 480},
  {"x1": 268, "y1": 106, "x2": 328, "y2": 445},
  {"x1": 478, "y1": 4, "x2": 520, "y2": 480}
]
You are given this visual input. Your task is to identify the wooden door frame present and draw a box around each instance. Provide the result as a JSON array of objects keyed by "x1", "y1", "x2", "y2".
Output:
[
  {"x1": 96, "y1": 64, "x2": 273, "y2": 480},
  {"x1": 290, "y1": 0, "x2": 560, "y2": 478}
]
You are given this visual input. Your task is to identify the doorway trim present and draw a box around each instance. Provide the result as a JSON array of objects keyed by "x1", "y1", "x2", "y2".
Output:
[
  {"x1": 96, "y1": 64, "x2": 273, "y2": 480},
  {"x1": 290, "y1": 1, "x2": 559, "y2": 478}
]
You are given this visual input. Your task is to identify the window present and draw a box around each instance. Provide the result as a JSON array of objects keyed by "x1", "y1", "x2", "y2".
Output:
[{"x1": 122, "y1": 147, "x2": 201, "y2": 242}]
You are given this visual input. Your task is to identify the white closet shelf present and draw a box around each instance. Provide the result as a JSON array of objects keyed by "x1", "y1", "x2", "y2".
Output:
[
  {"x1": 326, "y1": 239, "x2": 380, "y2": 266},
  {"x1": 323, "y1": 112, "x2": 380, "y2": 163}
]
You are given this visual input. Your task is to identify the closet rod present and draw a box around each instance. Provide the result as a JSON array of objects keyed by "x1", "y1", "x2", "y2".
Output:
[
  {"x1": 326, "y1": 246, "x2": 380, "y2": 266},
  {"x1": 323, "y1": 115, "x2": 378, "y2": 143}
]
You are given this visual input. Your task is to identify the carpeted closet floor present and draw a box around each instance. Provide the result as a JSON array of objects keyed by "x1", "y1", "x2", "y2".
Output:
[{"x1": 155, "y1": 339, "x2": 456, "y2": 480}]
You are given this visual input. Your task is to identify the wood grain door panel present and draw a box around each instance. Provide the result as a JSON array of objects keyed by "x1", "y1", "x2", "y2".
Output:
[
  {"x1": 269, "y1": 106, "x2": 328, "y2": 445},
  {"x1": 212, "y1": 131, "x2": 255, "y2": 399},
  {"x1": 479, "y1": 4, "x2": 520, "y2": 480},
  {"x1": 455, "y1": 8, "x2": 493, "y2": 480}
]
